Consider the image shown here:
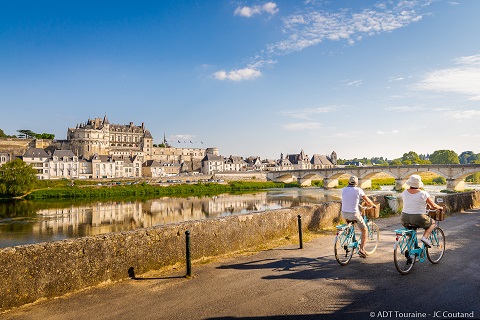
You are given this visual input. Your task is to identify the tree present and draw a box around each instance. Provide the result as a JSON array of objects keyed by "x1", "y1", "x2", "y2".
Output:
[
  {"x1": 401, "y1": 151, "x2": 421, "y2": 164},
  {"x1": 35, "y1": 133, "x2": 55, "y2": 140},
  {"x1": 0, "y1": 129, "x2": 15, "y2": 138},
  {"x1": 17, "y1": 129, "x2": 36, "y2": 139},
  {"x1": 459, "y1": 151, "x2": 476, "y2": 164},
  {"x1": 0, "y1": 159, "x2": 38, "y2": 197},
  {"x1": 429, "y1": 150, "x2": 460, "y2": 164},
  {"x1": 390, "y1": 159, "x2": 403, "y2": 166}
]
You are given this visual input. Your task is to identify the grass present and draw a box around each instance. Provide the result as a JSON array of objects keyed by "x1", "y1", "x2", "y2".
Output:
[{"x1": 24, "y1": 181, "x2": 291, "y2": 200}]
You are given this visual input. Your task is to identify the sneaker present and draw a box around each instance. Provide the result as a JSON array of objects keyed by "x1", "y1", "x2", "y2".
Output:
[
  {"x1": 421, "y1": 237, "x2": 432, "y2": 248},
  {"x1": 358, "y1": 250, "x2": 368, "y2": 258}
]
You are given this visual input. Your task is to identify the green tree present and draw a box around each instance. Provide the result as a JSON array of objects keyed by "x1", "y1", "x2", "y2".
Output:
[
  {"x1": 390, "y1": 159, "x2": 403, "y2": 166},
  {"x1": 35, "y1": 133, "x2": 55, "y2": 140},
  {"x1": 0, "y1": 129, "x2": 15, "y2": 138},
  {"x1": 17, "y1": 129, "x2": 37, "y2": 139},
  {"x1": 370, "y1": 157, "x2": 388, "y2": 165},
  {"x1": 401, "y1": 151, "x2": 421, "y2": 164},
  {"x1": 0, "y1": 159, "x2": 38, "y2": 197},
  {"x1": 429, "y1": 150, "x2": 460, "y2": 164}
]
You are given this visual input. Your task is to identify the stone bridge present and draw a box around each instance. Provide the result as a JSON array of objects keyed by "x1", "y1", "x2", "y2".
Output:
[{"x1": 266, "y1": 164, "x2": 480, "y2": 191}]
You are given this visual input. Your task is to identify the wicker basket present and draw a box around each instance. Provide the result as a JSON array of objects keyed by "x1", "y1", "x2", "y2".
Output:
[
  {"x1": 428, "y1": 208, "x2": 445, "y2": 221},
  {"x1": 364, "y1": 202, "x2": 380, "y2": 218}
]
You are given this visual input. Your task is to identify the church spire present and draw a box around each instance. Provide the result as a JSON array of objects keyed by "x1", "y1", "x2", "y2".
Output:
[{"x1": 103, "y1": 113, "x2": 109, "y2": 125}]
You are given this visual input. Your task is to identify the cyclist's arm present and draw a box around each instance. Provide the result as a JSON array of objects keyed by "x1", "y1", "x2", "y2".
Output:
[
  {"x1": 361, "y1": 195, "x2": 376, "y2": 207},
  {"x1": 426, "y1": 197, "x2": 442, "y2": 210}
]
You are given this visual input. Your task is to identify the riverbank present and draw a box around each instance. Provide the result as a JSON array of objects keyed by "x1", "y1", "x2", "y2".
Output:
[
  {"x1": 23, "y1": 181, "x2": 291, "y2": 200},
  {"x1": 20, "y1": 173, "x2": 452, "y2": 200}
]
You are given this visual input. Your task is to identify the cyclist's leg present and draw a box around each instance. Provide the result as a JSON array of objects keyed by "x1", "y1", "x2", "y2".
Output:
[
  {"x1": 423, "y1": 218, "x2": 436, "y2": 239},
  {"x1": 352, "y1": 212, "x2": 368, "y2": 254}
]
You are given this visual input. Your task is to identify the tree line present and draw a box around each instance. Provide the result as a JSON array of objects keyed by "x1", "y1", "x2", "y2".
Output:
[
  {"x1": 337, "y1": 149, "x2": 480, "y2": 166},
  {"x1": 0, "y1": 128, "x2": 55, "y2": 140}
]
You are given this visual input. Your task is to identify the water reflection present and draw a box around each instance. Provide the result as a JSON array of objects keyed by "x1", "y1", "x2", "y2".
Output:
[
  {"x1": 0, "y1": 188, "x2": 341, "y2": 248},
  {"x1": 2, "y1": 184, "x2": 479, "y2": 248}
]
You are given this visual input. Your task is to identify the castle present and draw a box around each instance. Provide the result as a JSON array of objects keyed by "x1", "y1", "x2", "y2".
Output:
[
  {"x1": 0, "y1": 116, "x2": 336, "y2": 180},
  {"x1": 67, "y1": 115, "x2": 154, "y2": 159}
]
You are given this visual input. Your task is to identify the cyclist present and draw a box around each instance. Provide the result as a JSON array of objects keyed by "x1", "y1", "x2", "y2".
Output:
[
  {"x1": 401, "y1": 174, "x2": 443, "y2": 248},
  {"x1": 341, "y1": 175, "x2": 376, "y2": 258}
]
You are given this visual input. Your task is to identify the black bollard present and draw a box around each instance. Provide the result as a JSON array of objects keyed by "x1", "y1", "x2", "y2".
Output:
[
  {"x1": 185, "y1": 230, "x2": 192, "y2": 277},
  {"x1": 298, "y1": 215, "x2": 303, "y2": 249}
]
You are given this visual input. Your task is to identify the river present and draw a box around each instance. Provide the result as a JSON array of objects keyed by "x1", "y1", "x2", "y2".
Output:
[{"x1": 1, "y1": 184, "x2": 479, "y2": 248}]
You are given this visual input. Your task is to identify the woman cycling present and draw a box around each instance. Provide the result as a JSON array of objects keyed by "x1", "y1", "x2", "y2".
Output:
[{"x1": 401, "y1": 174, "x2": 443, "y2": 247}]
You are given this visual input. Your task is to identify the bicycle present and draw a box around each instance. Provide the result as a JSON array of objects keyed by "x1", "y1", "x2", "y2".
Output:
[
  {"x1": 334, "y1": 203, "x2": 380, "y2": 266},
  {"x1": 393, "y1": 207, "x2": 446, "y2": 275}
]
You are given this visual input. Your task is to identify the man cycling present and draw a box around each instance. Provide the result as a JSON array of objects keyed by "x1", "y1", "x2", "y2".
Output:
[{"x1": 341, "y1": 175, "x2": 376, "y2": 258}]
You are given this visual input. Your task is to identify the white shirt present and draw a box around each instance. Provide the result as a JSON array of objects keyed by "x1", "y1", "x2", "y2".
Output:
[
  {"x1": 341, "y1": 185, "x2": 365, "y2": 214},
  {"x1": 402, "y1": 189, "x2": 430, "y2": 215}
]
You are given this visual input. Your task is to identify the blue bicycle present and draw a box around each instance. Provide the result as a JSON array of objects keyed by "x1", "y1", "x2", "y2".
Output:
[
  {"x1": 334, "y1": 204, "x2": 380, "y2": 266},
  {"x1": 393, "y1": 207, "x2": 446, "y2": 275}
]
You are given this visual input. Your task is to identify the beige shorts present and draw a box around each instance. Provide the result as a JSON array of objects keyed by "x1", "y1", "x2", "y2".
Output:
[
  {"x1": 401, "y1": 212, "x2": 433, "y2": 229},
  {"x1": 341, "y1": 211, "x2": 367, "y2": 230}
]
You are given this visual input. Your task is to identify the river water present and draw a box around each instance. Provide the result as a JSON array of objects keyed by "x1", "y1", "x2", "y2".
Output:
[{"x1": 1, "y1": 184, "x2": 479, "y2": 248}]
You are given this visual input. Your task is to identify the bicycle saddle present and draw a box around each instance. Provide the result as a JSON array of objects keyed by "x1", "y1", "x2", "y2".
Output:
[
  {"x1": 346, "y1": 219, "x2": 357, "y2": 224},
  {"x1": 403, "y1": 223, "x2": 419, "y2": 230}
]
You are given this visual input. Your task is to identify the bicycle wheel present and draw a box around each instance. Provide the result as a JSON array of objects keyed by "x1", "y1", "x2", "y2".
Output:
[
  {"x1": 427, "y1": 227, "x2": 445, "y2": 264},
  {"x1": 394, "y1": 234, "x2": 416, "y2": 275},
  {"x1": 363, "y1": 221, "x2": 379, "y2": 255},
  {"x1": 334, "y1": 227, "x2": 354, "y2": 266}
]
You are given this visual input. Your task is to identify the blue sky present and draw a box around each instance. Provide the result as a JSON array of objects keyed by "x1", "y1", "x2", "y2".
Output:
[{"x1": 1, "y1": 0, "x2": 479, "y2": 160}]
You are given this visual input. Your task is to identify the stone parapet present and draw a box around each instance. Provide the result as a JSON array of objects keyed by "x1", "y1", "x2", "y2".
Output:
[{"x1": 0, "y1": 202, "x2": 342, "y2": 312}]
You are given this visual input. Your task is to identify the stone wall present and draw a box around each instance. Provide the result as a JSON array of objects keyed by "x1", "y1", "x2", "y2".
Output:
[
  {"x1": 0, "y1": 191, "x2": 475, "y2": 312},
  {"x1": 0, "y1": 138, "x2": 32, "y2": 158},
  {"x1": 0, "y1": 202, "x2": 343, "y2": 312},
  {"x1": 442, "y1": 190, "x2": 480, "y2": 212}
]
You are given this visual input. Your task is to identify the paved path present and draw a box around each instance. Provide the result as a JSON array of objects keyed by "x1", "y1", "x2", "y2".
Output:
[{"x1": 3, "y1": 211, "x2": 480, "y2": 320}]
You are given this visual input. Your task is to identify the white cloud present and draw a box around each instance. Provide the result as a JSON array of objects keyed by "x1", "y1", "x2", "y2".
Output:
[
  {"x1": 459, "y1": 133, "x2": 480, "y2": 138},
  {"x1": 282, "y1": 122, "x2": 322, "y2": 131},
  {"x1": 213, "y1": 68, "x2": 262, "y2": 81},
  {"x1": 346, "y1": 79, "x2": 363, "y2": 87},
  {"x1": 216, "y1": 1, "x2": 432, "y2": 81},
  {"x1": 272, "y1": 2, "x2": 427, "y2": 55},
  {"x1": 385, "y1": 105, "x2": 424, "y2": 112},
  {"x1": 444, "y1": 109, "x2": 480, "y2": 120},
  {"x1": 234, "y1": 2, "x2": 279, "y2": 18},
  {"x1": 171, "y1": 134, "x2": 195, "y2": 140},
  {"x1": 416, "y1": 54, "x2": 480, "y2": 100},
  {"x1": 280, "y1": 105, "x2": 336, "y2": 119},
  {"x1": 377, "y1": 129, "x2": 400, "y2": 135}
]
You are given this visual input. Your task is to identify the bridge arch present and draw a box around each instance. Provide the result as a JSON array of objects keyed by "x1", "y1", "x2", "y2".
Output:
[{"x1": 265, "y1": 164, "x2": 480, "y2": 191}]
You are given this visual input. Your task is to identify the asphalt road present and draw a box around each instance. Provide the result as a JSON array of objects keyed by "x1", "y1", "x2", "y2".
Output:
[{"x1": 3, "y1": 210, "x2": 480, "y2": 320}]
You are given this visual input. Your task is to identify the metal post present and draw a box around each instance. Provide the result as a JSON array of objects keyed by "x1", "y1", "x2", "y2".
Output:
[
  {"x1": 185, "y1": 230, "x2": 192, "y2": 277},
  {"x1": 297, "y1": 215, "x2": 303, "y2": 249}
]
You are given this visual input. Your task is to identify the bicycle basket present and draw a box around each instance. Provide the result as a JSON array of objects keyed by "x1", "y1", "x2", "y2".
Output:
[
  {"x1": 428, "y1": 208, "x2": 445, "y2": 221},
  {"x1": 364, "y1": 202, "x2": 380, "y2": 218}
]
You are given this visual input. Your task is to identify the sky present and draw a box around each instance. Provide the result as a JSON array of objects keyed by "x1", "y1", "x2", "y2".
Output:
[{"x1": 1, "y1": 0, "x2": 480, "y2": 161}]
